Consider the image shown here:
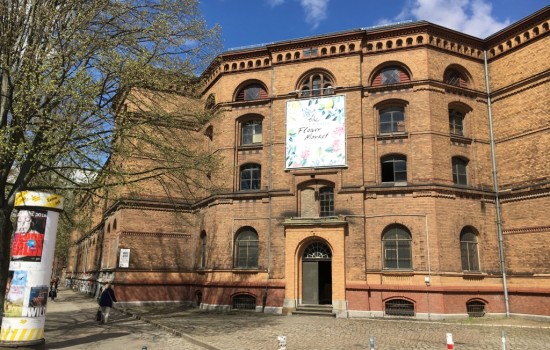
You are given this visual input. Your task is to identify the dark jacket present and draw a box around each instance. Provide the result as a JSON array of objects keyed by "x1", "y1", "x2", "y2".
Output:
[{"x1": 98, "y1": 287, "x2": 117, "y2": 307}]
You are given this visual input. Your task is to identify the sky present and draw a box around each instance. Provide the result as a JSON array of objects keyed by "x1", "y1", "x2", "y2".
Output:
[{"x1": 199, "y1": 0, "x2": 549, "y2": 51}]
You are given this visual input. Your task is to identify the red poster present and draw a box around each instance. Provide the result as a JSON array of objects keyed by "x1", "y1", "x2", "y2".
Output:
[{"x1": 11, "y1": 210, "x2": 47, "y2": 262}]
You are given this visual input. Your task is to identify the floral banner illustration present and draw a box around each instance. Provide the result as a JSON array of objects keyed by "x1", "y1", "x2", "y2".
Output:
[{"x1": 286, "y1": 95, "x2": 346, "y2": 169}]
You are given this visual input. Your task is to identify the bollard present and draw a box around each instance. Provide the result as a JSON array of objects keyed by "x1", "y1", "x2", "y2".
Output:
[
  {"x1": 277, "y1": 335, "x2": 287, "y2": 350},
  {"x1": 446, "y1": 333, "x2": 454, "y2": 350},
  {"x1": 370, "y1": 335, "x2": 375, "y2": 350},
  {"x1": 142, "y1": 347, "x2": 147, "y2": 350},
  {"x1": 501, "y1": 330, "x2": 506, "y2": 350}
]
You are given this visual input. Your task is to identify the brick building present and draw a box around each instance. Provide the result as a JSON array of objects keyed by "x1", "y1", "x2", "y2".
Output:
[{"x1": 68, "y1": 6, "x2": 550, "y2": 319}]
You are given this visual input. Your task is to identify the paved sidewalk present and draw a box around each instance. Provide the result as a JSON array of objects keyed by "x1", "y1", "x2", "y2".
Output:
[
  {"x1": 44, "y1": 289, "x2": 204, "y2": 349},
  {"x1": 46, "y1": 289, "x2": 550, "y2": 350}
]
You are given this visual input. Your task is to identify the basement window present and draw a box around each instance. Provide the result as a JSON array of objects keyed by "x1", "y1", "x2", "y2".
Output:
[
  {"x1": 466, "y1": 300, "x2": 486, "y2": 317},
  {"x1": 232, "y1": 294, "x2": 256, "y2": 310},
  {"x1": 385, "y1": 299, "x2": 415, "y2": 316}
]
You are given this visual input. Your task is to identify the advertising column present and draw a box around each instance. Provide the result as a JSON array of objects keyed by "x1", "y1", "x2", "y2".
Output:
[{"x1": 0, "y1": 192, "x2": 63, "y2": 350}]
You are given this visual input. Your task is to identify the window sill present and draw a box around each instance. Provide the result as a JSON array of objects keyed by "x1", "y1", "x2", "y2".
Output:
[
  {"x1": 450, "y1": 135, "x2": 472, "y2": 145},
  {"x1": 382, "y1": 270, "x2": 414, "y2": 276},
  {"x1": 231, "y1": 268, "x2": 260, "y2": 274},
  {"x1": 377, "y1": 132, "x2": 409, "y2": 140},
  {"x1": 238, "y1": 144, "x2": 263, "y2": 150}
]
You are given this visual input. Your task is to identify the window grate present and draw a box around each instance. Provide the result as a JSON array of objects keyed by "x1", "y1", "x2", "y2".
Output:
[
  {"x1": 466, "y1": 301, "x2": 486, "y2": 317},
  {"x1": 385, "y1": 299, "x2": 415, "y2": 316},
  {"x1": 232, "y1": 294, "x2": 256, "y2": 310}
]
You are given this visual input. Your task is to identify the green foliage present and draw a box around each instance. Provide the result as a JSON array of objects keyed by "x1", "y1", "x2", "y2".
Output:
[{"x1": 0, "y1": 0, "x2": 222, "y2": 305}]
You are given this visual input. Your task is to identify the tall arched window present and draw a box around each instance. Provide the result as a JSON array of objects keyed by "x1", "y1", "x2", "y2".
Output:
[
  {"x1": 460, "y1": 228, "x2": 479, "y2": 271},
  {"x1": 240, "y1": 164, "x2": 261, "y2": 190},
  {"x1": 299, "y1": 72, "x2": 334, "y2": 97},
  {"x1": 452, "y1": 157, "x2": 468, "y2": 185},
  {"x1": 234, "y1": 228, "x2": 259, "y2": 269},
  {"x1": 382, "y1": 226, "x2": 412, "y2": 269},
  {"x1": 449, "y1": 109, "x2": 465, "y2": 136},
  {"x1": 200, "y1": 231, "x2": 207, "y2": 269}
]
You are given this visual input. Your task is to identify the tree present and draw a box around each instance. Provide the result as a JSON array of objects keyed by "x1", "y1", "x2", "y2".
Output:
[{"x1": 0, "y1": 0, "x2": 221, "y2": 313}]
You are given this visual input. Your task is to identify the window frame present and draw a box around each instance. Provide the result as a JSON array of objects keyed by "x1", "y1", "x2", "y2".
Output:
[
  {"x1": 449, "y1": 109, "x2": 465, "y2": 136},
  {"x1": 381, "y1": 154, "x2": 407, "y2": 183},
  {"x1": 452, "y1": 157, "x2": 468, "y2": 185},
  {"x1": 379, "y1": 106, "x2": 406, "y2": 134},
  {"x1": 240, "y1": 119, "x2": 262, "y2": 146},
  {"x1": 235, "y1": 83, "x2": 268, "y2": 102},
  {"x1": 371, "y1": 65, "x2": 411, "y2": 86},
  {"x1": 298, "y1": 182, "x2": 336, "y2": 218},
  {"x1": 234, "y1": 229, "x2": 259, "y2": 269},
  {"x1": 239, "y1": 164, "x2": 261, "y2": 191},
  {"x1": 382, "y1": 226, "x2": 412, "y2": 270},
  {"x1": 200, "y1": 232, "x2": 207, "y2": 269},
  {"x1": 298, "y1": 71, "x2": 334, "y2": 97},
  {"x1": 460, "y1": 228, "x2": 480, "y2": 272}
]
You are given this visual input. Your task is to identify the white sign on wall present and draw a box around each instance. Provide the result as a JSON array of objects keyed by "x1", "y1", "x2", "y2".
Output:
[
  {"x1": 119, "y1": 248, "x2": 130, "y2": 268},
  {"x1": 285, "y1": 95, "x2": 346, "y2": 169}
]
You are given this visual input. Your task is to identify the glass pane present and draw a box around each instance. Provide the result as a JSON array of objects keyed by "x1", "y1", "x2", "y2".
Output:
[
  {"x1": 381, "y1": 68, "x2": 400, "y2": 84},
  {"x1": 244, "y1": 86, "x2": 260, "y2": 100}
]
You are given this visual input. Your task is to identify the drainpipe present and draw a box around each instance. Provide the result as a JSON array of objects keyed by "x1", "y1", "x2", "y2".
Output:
[
  {"x1": 263, "y1": 62, "x2": 276, "y2": 312},
  {"x1": 483, "y1": 50, "x2": 510, "y2": 317}
]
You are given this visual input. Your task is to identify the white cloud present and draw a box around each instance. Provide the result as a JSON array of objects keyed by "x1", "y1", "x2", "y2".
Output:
[
  {"x1": 388, "y1": 0, "x2": 511, "y2": 38},
  {"x1": 267, "y1": 0, "x2": 330, "y2": 29},
  {"x1": 300, "y1": 0, "x2": 329, "y2": 29}
]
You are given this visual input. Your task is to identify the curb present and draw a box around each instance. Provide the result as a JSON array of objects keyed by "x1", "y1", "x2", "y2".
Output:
[{"x1": 115, "y1": 308, "x2": 221, "y2": 350}]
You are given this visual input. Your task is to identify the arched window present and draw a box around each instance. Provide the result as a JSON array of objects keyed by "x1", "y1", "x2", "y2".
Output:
[
  {"x1": 452, "y1": 157, "x2": 468, "y2": 185},
  {"x1": 240, "y1": 118, "x2": 262, "y2": 145},
  {"x1": 200, "y1": 231, "x2": 207, "y2": 269},
  {"x1": 235, "y1": 83, "x2": 268, "y2": 102},
  {"x1": 234, "y1": 229, "x2": 259, "y2": 269},
  {"x1": 382, "y1": 226, "x2": 412, "y2": 269},
  {"x1": 379, "y1": 106, "x2": 405, "y2": 133},
  {"x1": 444, "y1": 68, "x2": 469, "y2": 87},
  {"x1": 298, "y1": 72, "x2": 334, "y2": 97},
  {"x1": 112, "y1": 219, "x2": 117, "y2": 230},
  {"x1": 372, "y1": 65, "x2": 410, "y2": 86},
  {"x1": 240, "y1": 164, "x2": 261, "y2": 190},
  {"x1": 460, "y1": 228, "x2": 479, "y2": 271},
  {"x1": 381, "y1": 155, "x2": 407, "y2": 183},
  {"x1": 449, "y1": 109, "x2": 465, "y2": 136}
]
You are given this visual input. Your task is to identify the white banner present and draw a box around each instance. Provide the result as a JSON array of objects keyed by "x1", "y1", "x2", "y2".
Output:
[
  {"x1": 119, "y1": 248, "x2": 130, "y2": 268},
  {"x1": 286, "y1": 95, "x2": 346, "y2": 169}
]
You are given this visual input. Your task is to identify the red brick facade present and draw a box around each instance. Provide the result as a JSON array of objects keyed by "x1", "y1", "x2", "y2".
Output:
[{"x1": 68, "y1": 7, "x2": 550, "y2": 319}]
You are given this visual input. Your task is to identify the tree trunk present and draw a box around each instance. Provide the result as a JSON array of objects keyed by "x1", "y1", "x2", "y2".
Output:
[{"x1": 0, "y1": 207, "x2": 14, "y2": 322}]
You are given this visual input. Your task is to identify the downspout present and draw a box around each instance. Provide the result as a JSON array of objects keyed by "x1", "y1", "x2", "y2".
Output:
[
  {"x1": 263, "y1": 61, "x2": 275, "y2": 312},
  {"x1": 483, "y1": 50, "x2": 510, "y2": 317}
]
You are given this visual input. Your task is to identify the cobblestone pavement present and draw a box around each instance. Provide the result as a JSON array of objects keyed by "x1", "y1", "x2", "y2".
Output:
[
  {"x1": 119, "y1": 303, "x2": 550, "y2": 350},
  {"x1": 43, "y1": 289, "x2": 550, "y2": 350}
]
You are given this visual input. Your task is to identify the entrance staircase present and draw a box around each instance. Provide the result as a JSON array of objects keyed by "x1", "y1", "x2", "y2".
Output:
[{"x1": 292, "y1": 304, "x2": 335, "y2": 317}]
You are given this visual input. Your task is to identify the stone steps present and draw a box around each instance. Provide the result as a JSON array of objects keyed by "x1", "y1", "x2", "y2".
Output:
[{"x1": 292, "y1": 304, "x2": 335, "y2": 317}]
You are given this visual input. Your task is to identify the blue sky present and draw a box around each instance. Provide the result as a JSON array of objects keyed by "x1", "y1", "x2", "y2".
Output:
[{"x1": 200, "y1": 0, "x2": 548, "y2": 51}]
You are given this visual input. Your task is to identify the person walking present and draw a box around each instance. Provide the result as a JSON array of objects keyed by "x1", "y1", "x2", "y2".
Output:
[
  {"x1": 98, "y1": 282, "x2": 117, "y2": 324},
  {"x1": 49, "y1": 287, "x2": 57, "y2": 301}
]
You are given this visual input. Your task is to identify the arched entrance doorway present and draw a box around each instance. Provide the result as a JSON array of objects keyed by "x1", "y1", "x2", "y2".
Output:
[{"x1": 302, "y1": 241, "x2": 332, "y2": 304}]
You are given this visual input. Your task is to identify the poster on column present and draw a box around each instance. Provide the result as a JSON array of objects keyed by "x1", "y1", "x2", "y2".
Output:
[
  {"x1": 3, "y1": 270, "x2": 27, "y2": 317},
  {"x1": 10, "y1": 210, "x2": 47, "y2": 262},
  {"x1": 285, "y1": 95, "x2": 346, "y2": 169}
]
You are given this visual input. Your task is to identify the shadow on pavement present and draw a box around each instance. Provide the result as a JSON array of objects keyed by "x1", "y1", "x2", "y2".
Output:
[{"x1": 46, "y1": 332, "x2": 130, "y2": 349}]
